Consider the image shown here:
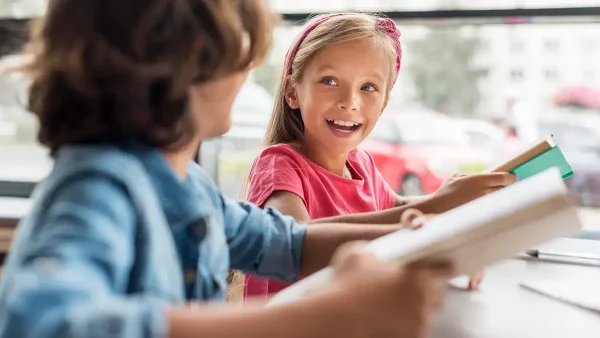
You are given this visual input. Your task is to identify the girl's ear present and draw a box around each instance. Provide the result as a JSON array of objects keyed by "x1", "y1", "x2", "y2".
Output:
[
  {"x1": 380, "y1": 98, "x2": 389, "y2": 116},
  {"x1": 284, "y1": 76, "x2": 300, "y2": 109}
]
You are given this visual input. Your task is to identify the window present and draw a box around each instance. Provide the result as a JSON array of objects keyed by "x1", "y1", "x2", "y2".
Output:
[
  {"x1": 510, "y1": 68, "x2": 525, "y2": 82},
  {"x1": 203, "y1": 80, "x2": 274, "y2": 198},
  {"x1": 0, "y1": 54, "x2": 52, "y2": 192},
  {"x1": 544, "y1": 68, "x2": 558, "y2": 80},
  {"x1": 580, "y1": 38, "x2": 598, "y2": 53},
  {"x1": 230, "y1": 82, "x2": 273, "y2": 128},
  {"x1": 0, "y1": 0, "x2": 46, "y2": 18},
  {"x1": 544, "y1": 39, "x2": 560, "y2": 52},
  {"x1": 479, "y1": 40, "x2": 490, "y2": 52},
  {"x1": 368, "y1": 121, "x2": 398, "y2": 143},
  {"x1": 465, "y1": 130, "x2": 493, "y2": 146},
  {"x1": 510, "y1": 40, "x2": 525, "y2": 53},
  {"x1": 583, "y1": 69, "x2": 595, "y2": 82},
  {"x1": 3, "y1": 2, "x2": 600, "y2": 215},
  {"x1": 395, "y1": 118, "x2": 470, "y2": 146},
  {"x1": 539, "y1": 122, "x2": 600, "y2": 151}
]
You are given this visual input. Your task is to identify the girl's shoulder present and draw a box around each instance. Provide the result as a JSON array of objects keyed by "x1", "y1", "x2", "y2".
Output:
[
  {"x1": 251, "y1": 143, "x2": 310, "y2": 169},
  {"x1": 259, "y1": 143, "x2": 305, "y2": 159},
  {"x1": 347, "y1": 148, "x2": 377, "y2": 171}
]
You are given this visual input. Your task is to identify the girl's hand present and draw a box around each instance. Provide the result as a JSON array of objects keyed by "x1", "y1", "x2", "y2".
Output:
[
  {"x1": 399, "y1": 207, "x2": 429, "y2": 230},
  {"x1": 400, "y1": 208, "x2": 484, "y2": 291},
  {"x1": 433, "y1": 173, "x2": 517, "y2": 212}
]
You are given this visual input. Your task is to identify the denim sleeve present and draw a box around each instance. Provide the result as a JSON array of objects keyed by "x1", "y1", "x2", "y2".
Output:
[
  {"x1": 0, "y1": 174, "x2": 167, "y2": 338},
  {"x1": 222, "y1": 197, "x2": 307, "y2": 282}
]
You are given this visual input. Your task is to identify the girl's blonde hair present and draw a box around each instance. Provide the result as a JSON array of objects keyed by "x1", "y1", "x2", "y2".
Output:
[{"x1": 264, "y1": 13, "x2": 402, "y2": 148}]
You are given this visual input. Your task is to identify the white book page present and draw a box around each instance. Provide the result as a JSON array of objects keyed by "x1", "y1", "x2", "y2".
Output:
[
  {"x1": 366, "y1": 168, "x2": 577, "y2": 264},
  {"x1": 520, "y1": 278, "x2": 600, "y2": 313},
  {"x1": 268, "y1": 168, "x2": 581, "y2": 306}
]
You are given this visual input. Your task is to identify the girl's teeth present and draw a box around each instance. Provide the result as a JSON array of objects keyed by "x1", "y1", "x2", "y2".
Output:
[{"x1": 332, "y1": 120, "x2": 358, "y2": 127}]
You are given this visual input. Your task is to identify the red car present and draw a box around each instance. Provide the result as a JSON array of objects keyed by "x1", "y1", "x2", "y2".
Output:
[{"x1": 360, "y1": 113, "x2": 494, "y2": 196}]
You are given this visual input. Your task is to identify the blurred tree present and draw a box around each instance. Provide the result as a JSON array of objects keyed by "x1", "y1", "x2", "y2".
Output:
[{"x1": 408, "y1": 28, "x2": 487, "y2": 117}]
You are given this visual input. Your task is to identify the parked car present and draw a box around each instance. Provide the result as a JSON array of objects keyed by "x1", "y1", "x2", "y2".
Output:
[
  {"x1": 535, "y1": 112, "x2": 600, "y2": 207},
  {"x1": 361, "y1": 112, "x2": 494, "y2": 196}
]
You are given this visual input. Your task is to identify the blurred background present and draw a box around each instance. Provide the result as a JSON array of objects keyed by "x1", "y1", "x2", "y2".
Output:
[{"x1": 1, "y1": 0, "x2": 600, "y2": 218}]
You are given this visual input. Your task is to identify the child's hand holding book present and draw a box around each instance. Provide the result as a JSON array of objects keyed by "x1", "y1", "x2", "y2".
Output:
[
  {"x1": 318, "y1": 239, "x2": 455, "y2": 338},
  {"x1": 432, "y1": 172, "x2": 517, "y2": 213},
  {"x1": 402, "y1": 208, "x2": 484, "y2": 290}
]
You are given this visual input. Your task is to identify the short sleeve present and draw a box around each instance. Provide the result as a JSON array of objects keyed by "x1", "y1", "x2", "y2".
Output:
[
  {"x1": 245, "y1": 145, "x2": 309, "y2": 207},
  {"x1": 360, "y1": 150, "x2": 397, "y2": 210}
]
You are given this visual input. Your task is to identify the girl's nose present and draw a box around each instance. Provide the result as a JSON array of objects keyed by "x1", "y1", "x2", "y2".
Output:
[{"x1": 338, "y1": 89, "x2": 360, "y2": 111}]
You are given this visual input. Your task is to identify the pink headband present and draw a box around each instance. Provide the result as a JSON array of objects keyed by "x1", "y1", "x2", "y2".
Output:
[{"x1": 283, "y1": 14, "x2": 402, "y2": 86}]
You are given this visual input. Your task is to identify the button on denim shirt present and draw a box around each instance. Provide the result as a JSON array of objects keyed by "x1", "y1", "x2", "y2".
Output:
[{"x1": 0, "y1": 144, "x2": 306, "y2": 338}]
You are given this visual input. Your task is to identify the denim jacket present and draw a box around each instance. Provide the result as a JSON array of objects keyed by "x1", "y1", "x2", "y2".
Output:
[{"x1": 0, "y1": 143, "x2": 306, "y2": 338}]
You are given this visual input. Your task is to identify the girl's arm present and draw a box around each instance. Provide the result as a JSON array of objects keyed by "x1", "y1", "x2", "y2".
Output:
[
  {"x1": 311, "y1": 172, "x2": 516, "y2": 225},
  {"x1": 394, "y1": 193, "x2": 432, "y2": 207},
  {"x1": 264, "y1": 189, "x2": 442, "y2": 225}
]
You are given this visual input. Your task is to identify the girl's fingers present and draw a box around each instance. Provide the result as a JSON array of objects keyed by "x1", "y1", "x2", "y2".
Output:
[{"x1": 400, "y1": 209, "x2": 427, "y2": 230}]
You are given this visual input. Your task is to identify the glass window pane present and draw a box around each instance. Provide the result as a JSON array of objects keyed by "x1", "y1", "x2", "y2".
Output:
[
  {"x1": 0, "y1": 54, "x2": 52, "y2": 186},
  {"x1": 4, "y1": 3, "x2": 600, "y2": 210},
  {"x1": 369, "y1": 121, "x2": 397, "y2": 143},
  {"x1": 0, "y1": 0, "x2": 45, "y2": 18}
]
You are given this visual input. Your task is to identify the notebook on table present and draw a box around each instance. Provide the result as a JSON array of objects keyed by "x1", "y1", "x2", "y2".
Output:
[
  {"x1": 520, "y1": 278, "x2": 600, "y2": 313},
  {"x1": 268, "y1": 168, "x2": 582, "y2": 306}
]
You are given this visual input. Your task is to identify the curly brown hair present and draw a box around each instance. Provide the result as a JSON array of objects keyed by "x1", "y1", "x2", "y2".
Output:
[{"x1": 20, "y1": 0, "x2": 276, "y2": 155}]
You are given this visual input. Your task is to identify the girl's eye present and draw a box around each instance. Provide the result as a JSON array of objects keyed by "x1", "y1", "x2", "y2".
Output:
[
  {"x1": 362, "y1": 84, "x2": 378, "y2": 92},
  {"x1": 321, "y1": 77, "x2": 337, "y2": 86}
]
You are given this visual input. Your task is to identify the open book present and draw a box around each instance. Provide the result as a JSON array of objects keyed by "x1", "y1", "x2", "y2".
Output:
[{"x1": 268, "y1": 168, "x2": 582, "y2": 306}]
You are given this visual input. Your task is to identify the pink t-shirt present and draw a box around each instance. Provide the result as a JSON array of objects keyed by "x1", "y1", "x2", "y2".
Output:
[{"x1": 243, "y1": 144, "x2": 396, "y2": 300}]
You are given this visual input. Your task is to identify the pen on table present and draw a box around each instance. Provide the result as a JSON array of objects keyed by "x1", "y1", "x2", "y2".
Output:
[{"x1": 525, "y1": 249, "x2": 600, "y2": 266}]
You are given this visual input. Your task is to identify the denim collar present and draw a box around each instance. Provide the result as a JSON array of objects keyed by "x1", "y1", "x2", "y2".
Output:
[
  {"x1": 56, "y1": 142, "x2": 210, "y2": 231},
  {"x1": 128, "y1": 145, "x2": 210, "y2": 230}
]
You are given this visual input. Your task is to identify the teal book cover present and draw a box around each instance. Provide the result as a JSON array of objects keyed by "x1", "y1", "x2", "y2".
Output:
[{"x1": 510, "y1": 146, "x2": 573, "y2": 181}]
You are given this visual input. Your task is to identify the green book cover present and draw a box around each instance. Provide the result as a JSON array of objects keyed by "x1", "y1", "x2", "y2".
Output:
[{"x1": 509, "y1": 146, "x2": 573, "y2": 181}]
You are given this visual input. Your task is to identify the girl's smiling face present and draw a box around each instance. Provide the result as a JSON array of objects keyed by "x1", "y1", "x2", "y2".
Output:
[{"x1": 287, "y1": 38, "x2": 392, "y2": 155}]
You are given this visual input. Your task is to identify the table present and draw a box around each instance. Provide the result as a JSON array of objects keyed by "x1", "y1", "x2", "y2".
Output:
[
  {"x1": 430, "y1": 258, "x2": 600, "y2": 338},
  {"x1": 2, "y1": 196, "x2": 600, "y2": 336}
]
